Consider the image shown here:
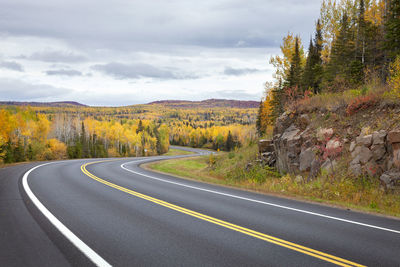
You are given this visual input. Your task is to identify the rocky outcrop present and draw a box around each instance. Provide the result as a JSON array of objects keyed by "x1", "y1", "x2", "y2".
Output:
[
  {"x1": 388, "y1": 130, "x2": 400, "y2": 168},
  {"x1": 348, "y1": 129, "x2": 400, "y2": 189},
  {"x1": 299, "y1": 147, "x2": 314, "y2": 171},
  {"x1": 258, "y1": 139, "x2": 276, "y2": 167},
  {"x1": 269, "y1": 113, "x2": 337, "y2": 176},
  {"x1": 257, "y1": 112, "x2": 400, "y2": 192},
  {"x1": 274, "y1": 124, "x2": 302, "y2": 173},
  {"x1": 379, "y1": 130, "x2": 400, "y2": 190}
]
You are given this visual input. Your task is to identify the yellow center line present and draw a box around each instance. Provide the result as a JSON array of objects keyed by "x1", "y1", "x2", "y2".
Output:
[{"x1": 81, "y1": 160, "x2": 366, "y2": 267}]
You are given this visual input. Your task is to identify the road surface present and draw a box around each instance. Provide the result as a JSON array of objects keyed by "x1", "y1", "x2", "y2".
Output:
[{"x1": 1, "y1": 146, "x2": 399, "y2": 266}]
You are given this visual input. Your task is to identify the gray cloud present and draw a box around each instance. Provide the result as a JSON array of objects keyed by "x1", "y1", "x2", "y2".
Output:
[
  {"x1": 21, "y1": 50, "x2": 87, "y2": 63},
  {"x1": 91, "y1": 62, "x2": 197, "y2": 80},
  {"x1": 216, "y1": 89, "x2": 260, "y2": 100},
  {"x1": 0, "y1": 0, "x2": 320, "y2": 50},
  {"x1": 45, "y1": 69, "x2": 82, "y2": 76},
  {"x1": 0, "y1": 61, "x2": 24, "y2": 71},
  {"x1": 0, "y1": 78, "x2": 73, "y2": 101},
  {"x1": 224, "y1": 66, "x2": 262, "y2": 76}
]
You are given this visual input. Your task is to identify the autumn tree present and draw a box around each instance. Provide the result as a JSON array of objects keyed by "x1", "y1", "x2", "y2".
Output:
[{"x1": 270, "y1": 33, "x2": 305, "y2": 82}]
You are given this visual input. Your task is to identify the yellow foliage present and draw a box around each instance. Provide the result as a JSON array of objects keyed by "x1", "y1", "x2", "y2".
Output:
[
  {"x1": 107, "y1": 148, "x2": 119, "y2": 157},
  {"x1": 34, "y1": 114, "x2": 50, "y2": 142},
  {"x1": 365, "y1": 0, "x2": 385, "y2": 26},
  {"x1": 269, "y1": 32, "x2": 305, "y2": 81},
  {"x1": 258, "y1": 82, "x2": 276, "y2": 134},
  {"x1": 0, "y1": 100, "x2": 258, "y2": 161},
  {"x1": 388, "y1": 56, "x2": 400, "y2": 98},
  {"x1": 46, "y1": 139, "x2": 67, "y2": 160}
]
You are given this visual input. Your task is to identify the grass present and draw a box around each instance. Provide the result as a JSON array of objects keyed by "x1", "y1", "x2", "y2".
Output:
[
  {"x1": 147, "y1": 143, "x2": 400, "y2": 218},
  {"x1": 162, "y1": 148, "x2": 195, "y2": 156},
  {"x1": 146, "y1": 156, "x2": 223, "y2": 184}
]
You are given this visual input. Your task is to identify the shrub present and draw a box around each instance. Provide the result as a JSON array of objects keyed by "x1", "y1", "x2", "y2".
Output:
[
  {"x1": 346, "y1": 94, "x2": 378, "y2": 116},
  {"x1": 46, "y1": 139, "x2": 67, "y2": 160}
]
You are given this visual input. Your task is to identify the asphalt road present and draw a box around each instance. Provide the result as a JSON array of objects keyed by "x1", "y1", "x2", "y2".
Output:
[{"x1": 1, "y1": 146, "x2": 400, "y2": 266}]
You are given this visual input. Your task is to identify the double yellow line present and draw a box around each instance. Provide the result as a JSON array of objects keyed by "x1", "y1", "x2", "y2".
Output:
[{"x1": 81, "y1": 160, "x2": 365, "y2": 267}]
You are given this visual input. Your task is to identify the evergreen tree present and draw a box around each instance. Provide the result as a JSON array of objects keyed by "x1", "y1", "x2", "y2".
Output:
[
  {"x1": 27, "y1": 144, "x2": 34, "y2": 160},
  {"x1": 302, "y1": 38, "x2": 315, "y2": 91},
  {"x1": 3, "y1": 142, "x2": 14, "y2": 163},
  {"x1": 14, "y1": 138, "x2": 25, "y2": 162},
  {"x1": 225, "y1": 131, "x2": 234, "y2": 151},
  {"x1": 312, "y1": 19, "x2": 323, "y2": 93},
  {"x1": 256, "y1": 100, "x2": 264, "y2": 136},
  {"x1": 136, "y1": 119, "x2": 144, "y2": 133},
  {"x1": 385, "y1": 0, "x2": 400, "y2": 61},
  {"x1": 324, "y1": 12, "x2": 356, "y2": 86},
  {"x1": 286, "y1": 37, "x2": 303, "y2": 88},
  {"x1": 270, "y1": 80, "x2": 284, "y2": 120}
]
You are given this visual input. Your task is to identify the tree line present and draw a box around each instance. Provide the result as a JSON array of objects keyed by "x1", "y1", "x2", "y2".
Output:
[
  {"x1": 258, "y1": 0, "x2": 400, "y2": 135},
  {"x1": 0, "y1": 106, "x2": 257, "y2": 163}
]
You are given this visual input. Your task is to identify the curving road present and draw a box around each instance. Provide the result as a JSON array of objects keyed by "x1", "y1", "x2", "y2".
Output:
[{"x1": 1, "y1": 146, "x2": 400, "y2": 266}]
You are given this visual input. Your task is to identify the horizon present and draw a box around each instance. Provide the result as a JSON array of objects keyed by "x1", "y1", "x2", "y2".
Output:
[{"x1": 0, "y1": 97, "x2": 261, "y2": 108}]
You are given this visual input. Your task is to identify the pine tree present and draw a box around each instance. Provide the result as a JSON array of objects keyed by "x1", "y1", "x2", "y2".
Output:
[
  {"x1": 286, "y1": 37, "x2": 303, "y2": 88},
  {"x1": 302, "y1": 38, "x2": 315, "y2": 91},
  {"x1": 256, "y1": 100, "x2": 264, "y2": 136},
  {"x1": 225, "y1": 131, "x2": 234, "y2": 151},
  {"x1": 271, "y1": 79, "x2": 284, "y2": 119},
  {"x1": 302, "y1": 20, "x2": 324, "y2": 93},
  {"x1": 324, "y1": 12, "x2": 356, "y2": 86},
  {"x1": 14, "y1": 138, "x2": 25, "y2": 162},
  {"x1": 385, "y1": 0, "x2": 400, "y2": 61},
  {"x1": 136, "y1": 120, "x2": 144, "y2": 133},
  {"x1": 312, "y1": 19, "x2": 323, "y2": 93},
  {"x1": 27, "y1": 144, "x2": 34, "y2": 160},
  {"x1": 4, "y1": 141, "x2": 14, "y2": 163}
]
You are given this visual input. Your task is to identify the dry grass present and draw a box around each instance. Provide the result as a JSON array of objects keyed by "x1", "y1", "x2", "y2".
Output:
[{"x1": 293, "y1": 83, "x2": 392, "y2": 114}]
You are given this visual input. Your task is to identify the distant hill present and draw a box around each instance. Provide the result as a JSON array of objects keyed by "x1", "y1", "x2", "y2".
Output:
[
  {"x1": 0, "y1": 99, "x2": 259, "y2": 109},
  {"x1": 147, "y1": 99, "x2": 259, "y2": 109},
  {"x1": 0, "y1": 101, "x2": 87, "y2": 107}
]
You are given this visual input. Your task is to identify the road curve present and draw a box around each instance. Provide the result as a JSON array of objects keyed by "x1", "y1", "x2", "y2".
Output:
[{"x1": 1, "y1": 146, "x2": 400, "y2": 266}]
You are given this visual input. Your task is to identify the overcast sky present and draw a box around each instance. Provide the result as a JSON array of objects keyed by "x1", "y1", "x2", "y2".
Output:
[{"x1": 0, "y1": 0, "x2": 321, "y2": 106}]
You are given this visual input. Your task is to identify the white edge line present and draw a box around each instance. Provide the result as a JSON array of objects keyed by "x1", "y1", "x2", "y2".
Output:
[
  {"x1": 121, "y1": 159, "x2": 400, "y2": 234},
  {"x1": 22, "y1": 162, "x2": 112, "y2": 267}
]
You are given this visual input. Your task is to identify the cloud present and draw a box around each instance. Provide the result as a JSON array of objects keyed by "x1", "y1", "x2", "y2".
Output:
[
  {"x1": 223, "y1": 66, "x2": 262, "y2": 76},
  {"x1": 0, "y1": 0, "x2": 321, "y2": 50},
  {"x1": 21, "y1": 50, "x2": 87, "y2": 63},
  {"x1": 0, "y1": 61, "x2": 24, "y2": 72},
  {"x1": 91, "y1": 62, "x2": 197, "y2": 80},
  {"x1": 0, "y1": 78, "x2": 73, "y2": 101},
  {"x1": 216, "y1": 89, "x2": 260, "y2": 100},
  {"x1": 45, "y1": 69, "x2": 82, "y2": 76}
]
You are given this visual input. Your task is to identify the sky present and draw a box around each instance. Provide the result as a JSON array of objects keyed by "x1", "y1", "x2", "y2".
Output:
[{"x1": 0, "y1": 0, "x2": 321, "y2": 106}]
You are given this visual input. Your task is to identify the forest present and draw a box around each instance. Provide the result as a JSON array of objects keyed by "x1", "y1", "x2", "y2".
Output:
[
  {"x1": 0, "y1": 101, "x2": 257, "y2": 163},
  {"x1": 257, "y1": 0, "x2": 400, "y2": 133}
]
